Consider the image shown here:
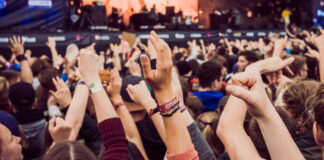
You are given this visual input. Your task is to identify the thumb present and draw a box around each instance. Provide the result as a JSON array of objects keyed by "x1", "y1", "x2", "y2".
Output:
[
  {"x1": 226, "y1": 85, "x2": 254, "y2": 104},
  {"x1": 126, "y1": 86, "x2": 134, "y2": 100},
  {"x1": 140, "y1": 55, "x2": 153, "y2": 79},
  {"x1": 49, "y1": 117, "x2": 56, "y2": 131},
  {"x1": 49, "y1": 91, "x2": 58, "y2": 99}
]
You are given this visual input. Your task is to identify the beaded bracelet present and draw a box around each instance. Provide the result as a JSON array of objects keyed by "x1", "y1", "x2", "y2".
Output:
[{"x1": 114, "y1": 102, "x2": 125, "y2": 110}]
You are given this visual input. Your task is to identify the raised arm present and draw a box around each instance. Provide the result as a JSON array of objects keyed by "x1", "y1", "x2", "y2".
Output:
[
  {"x1": 106, "y1": 69, "x2": 148, "y2": 160},
  {"x1": 127, "y1": 81, "x2": 167, "y2": 143},
  {"x1": 228, "y1": 57, "x2": 304, "y2": 160},
  {"x1": 140, "y1": 31, "x2": 197, "y2": 158},
  {"x1": 78, "y1": 48, "x2": 128, "y2": 160},
  {"x1": 46, "y1": 37, "x2": 59, "y2": 62},
  {"x1": 314, "y1": 32, "x2": 324, "y2": 82},
  {"x1": 217, "y1": 95, "x2": 261, "y2": 159},
  {"x1": 9, "y1": 36, "x2": 33, "y2": 84}
]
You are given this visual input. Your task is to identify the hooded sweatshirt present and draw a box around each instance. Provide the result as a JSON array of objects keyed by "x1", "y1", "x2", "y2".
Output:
[{"x1": 193, "y1": 90, "x2": 224, "y2": 112}]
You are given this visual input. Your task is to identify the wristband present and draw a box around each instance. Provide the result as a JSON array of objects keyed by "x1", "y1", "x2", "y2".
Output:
[
  {"x1": 88, "y1": 81, "x2": 104, "y2": 94},
  {"x1": 77, "y1": 80, "x2": 87, "y2": 86},
  {"x1": 149, "y1": 107, "x2": 159, "y2": 118},
  {"x1": 48, "y1": 105, "x2": 63, "y2": 118},
  {"x1": 114, "y1": 102, "x2": 125, "y2": 110},
  {"x1": 157, "y1": 97, "x2": 179, "y2": 113},
  {"x1": 16, "y1": 55, "x2": 27, "y2": 62},
  {"x1": 180, "y1": 106, "x2": 186, "y2": 113},
  {"x1": 160, "y1": 104, "x2": 180, "y2": 117}
]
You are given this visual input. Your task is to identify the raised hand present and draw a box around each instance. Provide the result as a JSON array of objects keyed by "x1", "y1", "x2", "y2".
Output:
[
  {"x1": 140, "y1": 31, "x2": 173, "y2": 101},
  {"x1": 305, "y1": 46, "x2": 320, "y2": 60},
  {"x1": 48, "y1": 117, "x2": 72, "y2": 143},
  {"x1": 106, "y1": 68, "x2": 122, "y2": 102},
  {"x1": 273, "y1": 36, "x2": 288, "y2": 57},
  {"x1": 314, "y1": 32, "x2": 324, "y2": 50},
  {"x1": 246, "y1": 56, "x2": 295, "y2": 85},
  {"x1": 126, "y1": 81, "x2": 152, "y2": 106},
  {"x1": 226, "y1": 71, "x2": 272, "y2": 118},
  {"x1": 9, "y1": 36, "x2": 24, "y2": 56},
  {"x1": 78, "y1": 48, "x2": 101, "y2": 84},
  {"x1": 46, "y1": 37, "x2": 56, "y2": 49},
  {"x1": 49, "y1": 76, "x2": 72, "y2": 107}
]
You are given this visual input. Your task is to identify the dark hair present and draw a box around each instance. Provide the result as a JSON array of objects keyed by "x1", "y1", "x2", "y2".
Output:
[
  {"x1": 185, "y1": 93, "x2": 203, "y2": 118},
  {"x1": 288, "y1": 55, "x2": 306, "y2": 78},
  {"x1": 38, "y1": 68, "x2": 60, "y2": 91},
  {"x1": 174, "y1": 53, "x2": 184, "y2": 62},
  {"x1": 43, "y1": 141, "x2": 97, "y2": 160},
  {"x1": 249, "y1": 107, "x2": 296, "y2": 159},
  {"x1": 239, "y1": 51, "x2": 259, "y2": 63},
  {"x1": 31, "y1": 59, "x2": 51, "y2": 77},
  {"x1": 188, "y1": 60, "x2": 200, "y2": 77},
  {"x1": 198, "y1": 61, "x2": 222, "y2": 88}
]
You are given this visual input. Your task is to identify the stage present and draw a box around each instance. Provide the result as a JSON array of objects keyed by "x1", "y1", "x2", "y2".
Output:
[{"x1": 0, "y1": 29, "x2": 285, "y2": 59}]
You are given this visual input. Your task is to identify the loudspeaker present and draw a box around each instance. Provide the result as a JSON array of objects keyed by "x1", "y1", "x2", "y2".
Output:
[{"x1": 89, "y1": 6, "x2": 107, "y2": 25}]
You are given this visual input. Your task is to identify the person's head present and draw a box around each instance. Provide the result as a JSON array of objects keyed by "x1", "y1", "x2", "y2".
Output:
[
  {"x1": 237, "y1": 51, "x2": 259, "y2": 72},
  {"x1": 38, "y1": 68, "x2": 60, "y2": 91},
  {"x1": 0, "y1": 77, "x2": 9, "y2": 102},
  {"x1": 217, "y1": 96, "x2": 229, "y2": 114},
  {"x1": 288, "y1": 55, "x2": 308, "y2": 79},
  {"x1": 198, "y1": 61, "x2": 223, "y2": 91},
  {"x1": 309, "y1": 84, "x2": 324, "y2": 146},
  {"x1": 9, "y1": 82, "x2": 36, "y2": 112},
  {"x1": 0, "y1": 123, "x2": 23, "y2": 160},
  {"x1": 211, "y1": 55, "x2": 228, "y2": 79},
  {"x1": 121, "y1": 75, "x2": 153, "y2": 113},
  {"x1": 185, "y1": 93, "x2": 203, "y2": 118},
  {"x1": 196, "y1": 112, "x2": 224, "y2": 157},
  {"x1": 176, "y1": 61, "x2": 192, "y2": 76},
  {"x1": 43, "y1": 141, "x2": 97, "y2": 160},
  {"x1": 31, "y1": 59, "x2": 51, "y2": 77},
  {"x1": 249, "y1": 107, "x2": 295, "y2": 159},
  {"x1": 283, "y1": 80, "x2": 320, "y2": 134},
  {"x1": 0, "y1": 70, "x2": 20, "y2": 86},
  {"x1": 188, "y1": 59, "x2": 200, "y2": 77}
]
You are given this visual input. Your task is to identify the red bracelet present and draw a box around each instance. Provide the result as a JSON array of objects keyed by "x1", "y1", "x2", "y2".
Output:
[
  {"x1": 114, "y1": 102, "x2": 125, "y2": 110},
  {"x1": 149, "y1": 107, "x2": 159, "y2": 118},
  {"x1": 157, "y1": 97, "x2": 179, "y2": 113}
]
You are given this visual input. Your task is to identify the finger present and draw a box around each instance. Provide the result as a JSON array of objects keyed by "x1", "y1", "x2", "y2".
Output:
[
  {"x1": 231, "y1": 72, "x2": 257, "y2": 88},
  {"x1": 140, "y1": 55, "x2": 154, "y2": 79},
  {"x1": 52, "y1": 77, "x2": 59, "y2": 90},
  {"x1": 281, "y1": 57, "x2": 295, "y2": 68},
  {"x1": 265, "y1": 73, "x2": 272, "y2": 84},
  {"x1": 55, "y1": 117, "x2": 64, "y2": 126},
  {"x1": 271, "y1": 72, "x2": 277, "y2": 84},
  {"x1": 126, "y1": 87, "x2": 134, "y2": 100},
  {"x1": 276, "y1": 70, "x2": 282, "y2": 85},
  {"x1": 17, "y1": 36, "x2": 21, "y2": 44},
  {"x1": 9, "y1": 38, "x2": 14, "y2": 45},
  {"x1": 284, "y1": 66, "x2": 294, "y2": 76},
  {"x1": 49, "y1": 90, "x2": 57, "y2": 99},
  {"x1": 13, "y1": 36, "x2": 17, "y2": 43},
  {"x1": 226, "y1": 85, "x2": 254, "y2": 104},
  {"x1": 49, "y1": 117, "x2": 56, "y2": 131}
]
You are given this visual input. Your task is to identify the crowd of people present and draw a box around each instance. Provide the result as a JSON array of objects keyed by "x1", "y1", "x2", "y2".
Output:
[{"x1": 0, "y1": 27, "x2": 324, "y2": 160}]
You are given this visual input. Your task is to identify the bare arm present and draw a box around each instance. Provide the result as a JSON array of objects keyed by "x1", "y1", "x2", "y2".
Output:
[
  {"x1": 140, "y1": 31, "x2": 194, "y2": 155},
  {"x1": 107, "y1": 69, "x2": 148, "y2": 160},
  {"x1": 217, "y1": 95, "x2": 261, "y2": 159},
  {"x1": 229, "y1": 57, "x2": 304, "y2": 160},
  {"x1": 9, "y1": 36, "x2": 33, "y2": 84}
]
